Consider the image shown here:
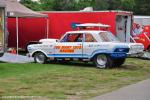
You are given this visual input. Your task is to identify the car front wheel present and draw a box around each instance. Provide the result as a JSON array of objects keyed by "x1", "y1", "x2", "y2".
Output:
[
  {"x1": 94, "y1": 54, "x2": 113, "y2": 69},
  {"x1": 34, "y1": 52, "x2": 47, "y2": 64}
]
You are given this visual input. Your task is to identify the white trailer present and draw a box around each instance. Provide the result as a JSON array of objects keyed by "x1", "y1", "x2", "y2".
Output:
[{"x1": 134, "y1": 16, "x2": 150, "y2": 26}]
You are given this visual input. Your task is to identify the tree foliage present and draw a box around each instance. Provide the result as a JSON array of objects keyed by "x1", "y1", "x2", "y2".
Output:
[
  {"x1": 52, "y1": 0, "x2": 77, "y2": 11},
  {"x1": 19, "y1": 0, "x2": 42, "y2": 11},
  {"x1": 39, "y1": 0, "x2": 54, "y2": 11},
  {"x1": 20, "y1": 0, "x2": 150, "y2": 15},
  {"x1": 134, "y1": 0, "x2": 150, "y2": 15}
]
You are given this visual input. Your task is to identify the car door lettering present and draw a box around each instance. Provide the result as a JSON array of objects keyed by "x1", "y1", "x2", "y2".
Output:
[{"x1": 54, "y1": 45, "x2": 82, "y2": 53}]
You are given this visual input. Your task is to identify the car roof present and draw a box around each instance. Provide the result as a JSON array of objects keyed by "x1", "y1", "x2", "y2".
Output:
[{"x1": 66, "y1": 30, "x2": 107, "y2": 34}]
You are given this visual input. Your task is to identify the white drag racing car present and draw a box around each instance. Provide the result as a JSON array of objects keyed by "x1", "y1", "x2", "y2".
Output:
[{"x1": 27, "y1": 30, "x2": 143, "y2": 68}]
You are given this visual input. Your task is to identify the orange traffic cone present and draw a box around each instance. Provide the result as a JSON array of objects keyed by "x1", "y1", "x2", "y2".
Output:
[
  {"x1": 11, "y1": 48, "x2": 16, "y2": 54},
  {"x1": 13, "y1": 48, "x2": 16, "y2": 54}
]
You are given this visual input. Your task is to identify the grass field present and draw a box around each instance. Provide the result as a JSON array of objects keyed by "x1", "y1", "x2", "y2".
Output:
[{"x1": 0, "y1": 58, "x2": 150, "y2": 100}]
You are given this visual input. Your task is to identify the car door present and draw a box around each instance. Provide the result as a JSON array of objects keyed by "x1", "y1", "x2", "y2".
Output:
[
  {"x1": 83, "y1": 33, "x2": 99, "y2": 58},
  {"x1": 54, "y1": 33, "x2": 83, "y2": 58}
]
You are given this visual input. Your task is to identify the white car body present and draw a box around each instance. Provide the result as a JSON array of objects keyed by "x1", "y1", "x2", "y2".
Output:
[
  {"x1": 28, "y1": 31, "x2": 129, "y2": 58},
  {"x1": 27, "y1": 30, "x2": 144, "y2": 68},
  {"x1": 34, "y1": 31, "x2": 144, "y2": 57},
  {"x1": 39, "y1": 39, "x2": 58, "y2": 44}
]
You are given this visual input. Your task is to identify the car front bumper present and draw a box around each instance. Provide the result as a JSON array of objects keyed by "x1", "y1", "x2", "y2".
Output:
[{"x1": 127, "y1": 52, "x2": 144, "y2": 57}]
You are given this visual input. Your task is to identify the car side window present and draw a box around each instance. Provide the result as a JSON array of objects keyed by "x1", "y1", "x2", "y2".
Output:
[
  {"x1": 61, "y1": 33, "x2": 83, "y2": 42},
  {"x1": 60, "y1": 34, "x2": 68, "y2": 42},
  {"x1": 85, "y1": 33, "x2": 96, "y2": 42}
]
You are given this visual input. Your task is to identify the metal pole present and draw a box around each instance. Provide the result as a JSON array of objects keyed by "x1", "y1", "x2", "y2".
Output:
[
  {"x1": 46, "y1": 18, "x2": 49, "y2": 38},
  {"x1": 16, "y1": 17, "x2": 19, "y2": 54},
  {"x1": 130, "y1": 35, "x2": 136, "y2": 43}
]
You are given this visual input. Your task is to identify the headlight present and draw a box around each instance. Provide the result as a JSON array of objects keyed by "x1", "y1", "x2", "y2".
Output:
[
  {"x1": 114, "y1": 48, "x2": 129, "y2": 53},
  {"x1": 27, "y1": 46, "x2": 33, "y2": 51}
]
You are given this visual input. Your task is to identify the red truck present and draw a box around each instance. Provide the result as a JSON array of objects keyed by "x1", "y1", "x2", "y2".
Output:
[{"x1": 7, "y1": 11, "x2": 133, "y2": 50}]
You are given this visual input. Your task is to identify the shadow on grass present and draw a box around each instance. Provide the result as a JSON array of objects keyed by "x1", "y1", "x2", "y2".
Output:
[
  {"x1": 118, "y1": 64, "x2": 141, "y2": 71},
  {"x1": 47, "y1": 61, "x2": 138, "y2": 70},
  {"x1": 48, "y1": 61, "x2": 95, "y2": 68}
]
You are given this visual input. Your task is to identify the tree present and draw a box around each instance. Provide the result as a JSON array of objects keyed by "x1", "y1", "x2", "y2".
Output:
[
  {"x1": 20, "y1": 0, "x2": 42, "y2": 11},
  {"x1": 107, "y1": 0, "x2": 122, "y2": 10},
  {"x1": 52, "y1": 0, "x2": 78, "y2": 11},
  {"x1": 39, "y1": 0, "x2": 78, "y2": 11},
  {"x1": 121, "y1": 0, "x2": 135, "y2": 11},
  {"x1": 134, "y1": 0, "x2": 150, "y2": 15},
  {"x1": 94, "y1": 0, "x2": 109, "y2": 10},
  {"x1": 75, "y1": 0, "x2": 95, "y2": 10},
  {"x1": 39, "y1": 0, "x2": 54, "y2": 11},
  {"x1": 20, "y1": 0, "x2": 150, "y2": 15}
]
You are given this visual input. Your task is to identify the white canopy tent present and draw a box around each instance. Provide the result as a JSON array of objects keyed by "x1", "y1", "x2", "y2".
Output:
[{"x1": 0, "y1": 0, "x2": 48, "y2": 54}]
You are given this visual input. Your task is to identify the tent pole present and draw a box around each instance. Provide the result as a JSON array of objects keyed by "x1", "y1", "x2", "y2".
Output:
[
  {"x1": 46, "y1": 18, "x2": 49, "y2": 38},
  {"x1": 16, "y1": 17, "x2": 19, "y2": 54}
]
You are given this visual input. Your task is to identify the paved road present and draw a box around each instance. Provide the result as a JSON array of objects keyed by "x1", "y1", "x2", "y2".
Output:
[{"x1": 92, "y1": 79, "x2": 150, "y2": 100}]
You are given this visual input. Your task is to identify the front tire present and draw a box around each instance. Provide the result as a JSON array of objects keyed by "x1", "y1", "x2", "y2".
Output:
[
  {"x1": 94, "y1": 54, "x2": 113, "y2": 69},
  {"x1": 34, "y1": 52, "x2": 47, "y2": 64}
]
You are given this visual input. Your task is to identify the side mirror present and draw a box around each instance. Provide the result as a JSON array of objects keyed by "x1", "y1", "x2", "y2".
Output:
[{"x1": 56, "y1": 40, "x2": 59, "y2": 42}]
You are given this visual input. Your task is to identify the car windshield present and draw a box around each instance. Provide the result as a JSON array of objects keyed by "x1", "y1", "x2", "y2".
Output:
[{"x1": 99, "y1": 32, "x2": 120, "y2": 42}]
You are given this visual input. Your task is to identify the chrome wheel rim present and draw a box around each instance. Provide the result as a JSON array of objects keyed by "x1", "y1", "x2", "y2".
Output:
[
  {"x1": 96, "y1": 54, "x2": 107, "y2": 68},
  {"x1": 35, "y1": 53, "x2": 45, "y2": 63}
]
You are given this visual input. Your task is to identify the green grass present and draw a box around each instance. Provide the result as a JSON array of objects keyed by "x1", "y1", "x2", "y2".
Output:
[{"x1": 0, "y1": 58, "x2": 150, "y2": 100}]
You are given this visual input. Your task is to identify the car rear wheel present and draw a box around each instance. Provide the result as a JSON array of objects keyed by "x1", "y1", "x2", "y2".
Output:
[
  {"x1": 94, "y1": 54, "x2": 113, "y2": 69},
  {"x1": 34, "y1": 52, "x2": 47, "y2": 64}
]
